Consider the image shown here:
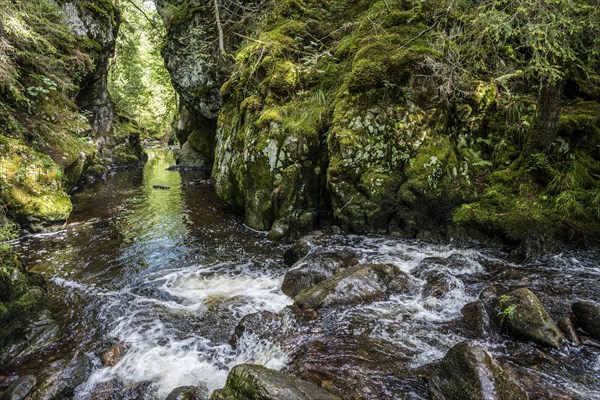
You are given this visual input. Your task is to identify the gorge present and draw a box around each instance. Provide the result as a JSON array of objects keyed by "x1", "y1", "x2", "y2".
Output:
[{"x1": 1, "y1": 1, "x2": 600, "y2": 399}]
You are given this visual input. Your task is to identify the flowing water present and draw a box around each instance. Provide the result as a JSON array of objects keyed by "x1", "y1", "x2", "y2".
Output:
[{"x1": 10, "y1": 149, "x2": 600, "y2": 399}]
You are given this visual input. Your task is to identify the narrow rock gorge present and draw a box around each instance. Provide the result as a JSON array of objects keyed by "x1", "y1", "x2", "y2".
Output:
[{"x1": 1, "y1": 1, "x2": 599, "y2": 400}]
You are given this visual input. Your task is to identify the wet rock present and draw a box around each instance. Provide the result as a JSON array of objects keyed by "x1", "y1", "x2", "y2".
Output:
[
  {"x1": 499, "y1": 288, "x2": 563, "y2": 349},
  {"x1": 557, "y1": 314, "x2": 580, "y2": 345},
  {"x1": 230, "y1": 311, "x2": 284, "y2": 349},
  {"x1": 282, "y1": 232, "x2": 327, "y2": 266},
  {"x1": 428, "y1": 342, "x2": 528, "y2": 400},
  {"x1": 282, "y1": 251, "x2": 358, "y2": 298},
  {"x1": 287, "y1": 335, "x2": 420, "y2": 399},
  {"x1": 33, "y1": 351, "x2": 92, "y2": 400},
  {"x1": 228, "y1": 306, "x2": 314, "y2": 350},
  {"x1": 580, "y1": 336, "x2": 600, "y2": 348},
  {"x1": 500, "y1": 362, "x2": 574, "y2": 400},
  {"x1": 422, "y1": 271, "x2": 461, "y2": 298},
  {"x1": 89, "y1": 379, "x2": 156, "y2": 400},
  {"x1": 211, "y1": 364, "x2": 340, "y2": 400},
  {"x1": 294, "y1": 264, "x2": 409, "y2": 310},
  {"x1": 571, "y1": 300, "x2": 600, "y2": 341},
  {"x1": 0, "y1": 375, "x2": 19, "y2": 390},
  {"x1": 101, "y1": 342, "x2": 126, "y2": 366},
  {"x1": 166, "y1": 385, "x2": 208, "y2": 400},
  {"x1": 0, "y1": 310, "x2": 60, "y2": 370},
  {"x1": 0, "y1": 375, "x2": 36, "y2": 400},
  {"x1": 462, "y1": 301, "x2": 492, "y2": 338}
]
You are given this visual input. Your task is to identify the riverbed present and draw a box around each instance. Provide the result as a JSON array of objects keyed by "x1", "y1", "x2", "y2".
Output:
[{"x1": 10, "y1": 149, "x2": 600, "y2": 399}]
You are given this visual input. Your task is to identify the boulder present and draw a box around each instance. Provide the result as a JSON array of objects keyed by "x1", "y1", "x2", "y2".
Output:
[
  {"x1": 282, "y1": 251, "x2": 358, "y2": 298},
  {"x1": 0, "y1": 375, "x2": 36, "y2": 400},
  {"x1": 422, "y1": 271, "x2": 461, "y2": 298},
  {"x1": 498, "y1": 288, "x2": 563, "y2": 349},
  {"x1": 210, "y1": 364, "x2": 339, "y2": 400},
  {"x1": 166, "y1": 385, "x2": 209, "y2": 400},
  {"x1": 428, "y1": 342, "x2": 528, "y2": 400},
  {"x1": 294, "y1": 264, "x2": 409, "y2": 310},
  {"x1": 571, "y1": 301, "x2": 600, "y2": 341},
  {"x1": 0, "y1": 310, "x2": 60, "y2": 370}
]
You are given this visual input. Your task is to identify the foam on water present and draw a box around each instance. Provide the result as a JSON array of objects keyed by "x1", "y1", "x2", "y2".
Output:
[
  {"x1": 77, "y1": 261, "x2": 292, "y2": 398},
  {"x1": 12, "y1": 151, "x2": 600, "y2": 400}
]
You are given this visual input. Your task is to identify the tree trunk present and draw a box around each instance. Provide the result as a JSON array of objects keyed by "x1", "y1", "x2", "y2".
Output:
[
  {"x1": 528, "y1": 79, "x2": 564, "y2": 153},
  {"x1": 213, "y1": 0, "x2": 226, "y2": 57}
]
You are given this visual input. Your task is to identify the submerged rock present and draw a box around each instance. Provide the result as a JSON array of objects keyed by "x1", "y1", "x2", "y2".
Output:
[
  {"x1": 428, "y1": 342, "x2": 528, "y2": 400},
  {"x1": 101, "y1": 342, "x2": 126, "y2": 366},
  {"x1": 0, "y1": 375, "x2": 36, "y2": 400},
  {"x1": 230, "y1": 310, "x2": 285, "y2": 349},
  {"x1": 211, "y1": 364, "x2": 339, "y2": 400},
  {"x1": 498, "y1": 288, "x2": 563, "y2": 349},
  {"x1": 282, "y1": 251, "x2": 358, "y2": 298},
  {"x1": 294, "y1": 264, "x2": 409, "y2": 310},
  {"x1": 166, "y1": 385, "x2": 209, "y2": 400},
  {"x1": 571, "y1": 300, "x2": 600, "y2": 341}
]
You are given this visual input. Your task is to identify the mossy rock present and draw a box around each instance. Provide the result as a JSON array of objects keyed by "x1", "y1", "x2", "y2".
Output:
[
  {"x1": 498, "y1": 288, "x2": 563, "y2": 349},
  {"x1": 0, "y1": 247, "x2": 47, "y2": 346},
  {"x1": 0, "y1": 136, "x2": 73, "y2": 225}
]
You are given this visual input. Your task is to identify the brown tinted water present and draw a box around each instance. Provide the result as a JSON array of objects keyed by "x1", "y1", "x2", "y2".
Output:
[{"x1": 11, "y1": 149, "x2": 600, "y2": 399}]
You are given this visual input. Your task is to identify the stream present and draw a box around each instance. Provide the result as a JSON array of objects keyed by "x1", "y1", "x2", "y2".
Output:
[{"x1": 9, "y1": 149, "x2": 600, "y2": 399}]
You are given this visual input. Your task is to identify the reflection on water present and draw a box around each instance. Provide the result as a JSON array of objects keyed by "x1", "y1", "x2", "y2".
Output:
[
  {"x1": 12, "y1": 150, "x2": 600, "y2": 399},
  {"x1": 15, "y1": 150, "x2": 292, "y2": 397}
]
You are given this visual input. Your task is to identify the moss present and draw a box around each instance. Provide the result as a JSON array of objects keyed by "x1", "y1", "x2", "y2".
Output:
[
  {"x1": 0, "y1": 246, "x2": 46, "y2": 345},
  {"x1": 265, "y1": 60, "x2": 298, "y2": 96},
  {"x1": 0, "y1": 136, "x2": 73, "y2": 224},
  {"x1": 79, "y1": 0, "x2": 118, "y2": 25},
  {"x1": 559, "y1": 100, "x2": 600, "y2": 137}
]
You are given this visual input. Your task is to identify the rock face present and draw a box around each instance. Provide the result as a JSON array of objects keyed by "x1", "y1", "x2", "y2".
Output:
[
  {"x1": 0, "y1": 0, "x2": 144, "y2": 231},
  {"x1": 159, "y1": 0, "x2": 600, "y2": 246},
  {"x1": 61, "y1": 1, "x2": 145, "y2": 167},
  {"x1": 294, "y1": 263, "x2": 409, "y2": 310},
  {"x1": 428, "y1": 342, "x2": 528, "y2": 400},
  {"x1": 155, "y1": 0, "x2": 255, "y2": 166},
  {"x1": 572, "y1": 301, "x2": 600, "y2": 340},
  {"x1": 499, "y1": 288, "x2": 563, "y2": 349},
  {"x1": 211, "y1": 364, "x2": 340, "y2": 400},
  {"x1": 281, "y1": 251, "x2": 358, "y2": 298}
]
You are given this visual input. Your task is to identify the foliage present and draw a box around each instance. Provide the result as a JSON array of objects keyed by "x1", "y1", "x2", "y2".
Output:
[
  {"x1": 497, "y1": 294, "x2": 517, "y2": 324},
  {"x1": 109, "y1": 0, "x2": 177, "y2": 139}
]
